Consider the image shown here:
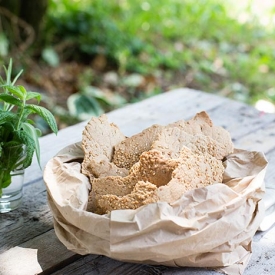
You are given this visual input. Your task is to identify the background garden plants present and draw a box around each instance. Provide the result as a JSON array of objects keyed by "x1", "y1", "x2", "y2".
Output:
[{"x1": 1, "y1": 0, "x2": 274, "y2": 133}]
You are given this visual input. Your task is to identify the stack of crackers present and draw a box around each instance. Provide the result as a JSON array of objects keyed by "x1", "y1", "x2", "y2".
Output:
[{"x1": 81, "y1": 112, "x2": 234, "y2": 214}]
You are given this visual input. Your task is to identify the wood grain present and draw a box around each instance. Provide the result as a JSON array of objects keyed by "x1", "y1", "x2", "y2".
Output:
[{"x1": 1, "y1": 88, "x2": 275, "y2": 275}]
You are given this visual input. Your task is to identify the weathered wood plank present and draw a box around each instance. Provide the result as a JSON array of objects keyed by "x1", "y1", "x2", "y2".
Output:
[
  {"x1": 20, "y1": 230, "x2": 79, "y2": 275},
  {"x1": 204, "y1": 102, "x2": 275, "y2": 140},
  {"x1": 106, "y1": 88, "x2": 228, "y2": 136},
  {"x1": 107, "y1": 88, "x2": 275, "y2": 140},
  {"x1": 50, "y1": 254, "x2": 220, "y2": 275},
  {"x1": 0, "y1": 246, "x2": 43, "y2": 275},
  {"x1": 0, "y1": 182, "x2": 53, "y2": 253},
  {"x1": 234, "y1": 119, "x2": 275, "y2": 153},
  {"x1": 264, "y1": 150, "x2": 275, "y2": 189},
  {"x1": 232, "y1": 120, "x2": 275, "y2": 188},
  {"x1": 0, "y1": 229, "x2": 78, "y2": 275}
]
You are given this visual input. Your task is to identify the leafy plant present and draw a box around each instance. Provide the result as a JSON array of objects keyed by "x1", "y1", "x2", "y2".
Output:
[
  {"x1": 67, "y1": 86, "x2": 126, "y2": 121},
  {"x1": 45, "y1": 1, "x2": 128, "y2": 64},
  {"x1": 0, "y1": 59, "x2": 58, "y2": 195},
  {"x1": 43, "y1": 0, "x2": 275, "y2": 106}
]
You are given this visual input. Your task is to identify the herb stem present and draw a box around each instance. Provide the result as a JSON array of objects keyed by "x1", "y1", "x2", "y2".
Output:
[{"x1": 16, "y1": 99, "x2": 26, "y2": 131}]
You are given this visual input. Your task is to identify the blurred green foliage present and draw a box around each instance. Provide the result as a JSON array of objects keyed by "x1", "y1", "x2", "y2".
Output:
[
  {"x1": 44, "y1": 0, "x2": 275, "y2": 105},
  {"x1": 1, "y1": 0, "x2": 275, "y2": 128}
]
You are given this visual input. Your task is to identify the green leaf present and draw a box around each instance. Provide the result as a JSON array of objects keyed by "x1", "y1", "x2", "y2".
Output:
[
  {"x1": 42, "y1": 47, "x2": 60, "y2": 67},
  {"x1": 0, "y1": 33, "x2": 9, "y2": 57},
  {"x1": 2, "y1": 59, "x2": 23, "y2": 86},
  {"x1": 0, "y1": 143, "x2": 25, "y2": 191},
  {"x1": 82, "y1": 86, "x2": 111, "y2": 106},
  {"x1": 0, "y1": 123, "x2": 15, "y2": 141},
  {"x1": 0, "y1": 75, "x2": 4, "y2": 85},
  {"x1": 20, "y1": 108, "x2": 33, "y2": 122},
  {"x1": 3, "y1": 143, "x2": 24, "y2": 170},
  {"x1": 26, "y1": 118, "x2": 35, "y2": 125},
  {"x1": 3, "y1": 59, "x2": 12, "y2": 85},
  {"x1": 15, "y1": 130, "x2": 35, "y2": 169},
  {"x1": 0, "y1": 170, "x2": 12, "y2": 190},
  {"x1": 0, "y1": 94, "x2": 23, "y2": 107},
  {"x1": 11, "y1": 70, "x2": 23, "y2": 86},
  {"x1": 36, "y1": 128, "x2": 42, "y2": 137},
  {"x1": 21, "y1": 122, "x2": 41, "y2": 168},
  {"x1": 1, "y1": 84, "x2": 25, "y2": 99},
  {"x1": 67, "y1": 93, "x2": 103, "y2": 121},
  {"x1": 0, "y1": 111, "x2": 17, "y2": 125},
  {"x1": 18, "y1": 85, "x2": 28, "y2": 98},
  {"x1": 26, "y1": 91, "x2": 41, "y2": 102},
  {"x1": 26, "y1": 105, "x2": 58, "y2": 134}
]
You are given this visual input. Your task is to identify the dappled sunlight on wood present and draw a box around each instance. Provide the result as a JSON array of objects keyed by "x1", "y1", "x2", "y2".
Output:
[{"x1": 0, "y1": 246, "x2": 42, "y2": 275}]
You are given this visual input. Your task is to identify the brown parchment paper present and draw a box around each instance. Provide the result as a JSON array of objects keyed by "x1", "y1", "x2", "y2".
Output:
[{"x1": 43, "y1": 142, "x2": 268, "y2": 275}]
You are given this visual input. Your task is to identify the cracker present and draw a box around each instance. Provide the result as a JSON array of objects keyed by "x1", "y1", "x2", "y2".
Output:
[
  {"x1": 112, "y1": 124, "x2": 163, "y2": 169},
  {"x1": 82, "y1": 115, "x2": 126, "y2": 178}
]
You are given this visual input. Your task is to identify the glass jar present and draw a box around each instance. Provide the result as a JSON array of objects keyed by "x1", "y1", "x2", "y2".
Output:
[{"x1": 0, "y1": 168, "x2": 24, "y2": 213}]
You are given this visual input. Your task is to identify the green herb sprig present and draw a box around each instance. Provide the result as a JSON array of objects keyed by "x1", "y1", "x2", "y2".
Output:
[{"x1": 0, "y1": 59, "x2": 58, "y2": 195}]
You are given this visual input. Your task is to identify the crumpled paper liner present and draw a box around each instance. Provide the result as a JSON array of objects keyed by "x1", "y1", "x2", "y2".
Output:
[{"x1": 43, "y1": 142, "x2": 268, "y2": 275}]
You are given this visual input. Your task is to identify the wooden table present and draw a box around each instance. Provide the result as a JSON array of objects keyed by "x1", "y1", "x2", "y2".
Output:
[{"x1": 1, "y1": 88, "x2": 275, "y2": 275}]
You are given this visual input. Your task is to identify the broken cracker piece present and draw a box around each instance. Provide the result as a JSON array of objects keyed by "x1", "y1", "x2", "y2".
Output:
[
  {"x1": 152, "y1": 127, "x2": 228, "y2": 160},
  {"x1": 82, "y1": 115, "x2": 126, "y2": 178},
  {"x1": 132, "y1": 149, "x2": 179, "y2": 187},
  {"x1": 112, "y1": 124, "x2": 163, "y2": 169},
  {"x1": 157, "y1": 146, "x2": 224, "y2": 203},
  {"x1": 169, "y1": 111, "x2": 233, "y2": 157},
  {"x1": 96, "y1": 181, "x2": 158, "y2": 214}
]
